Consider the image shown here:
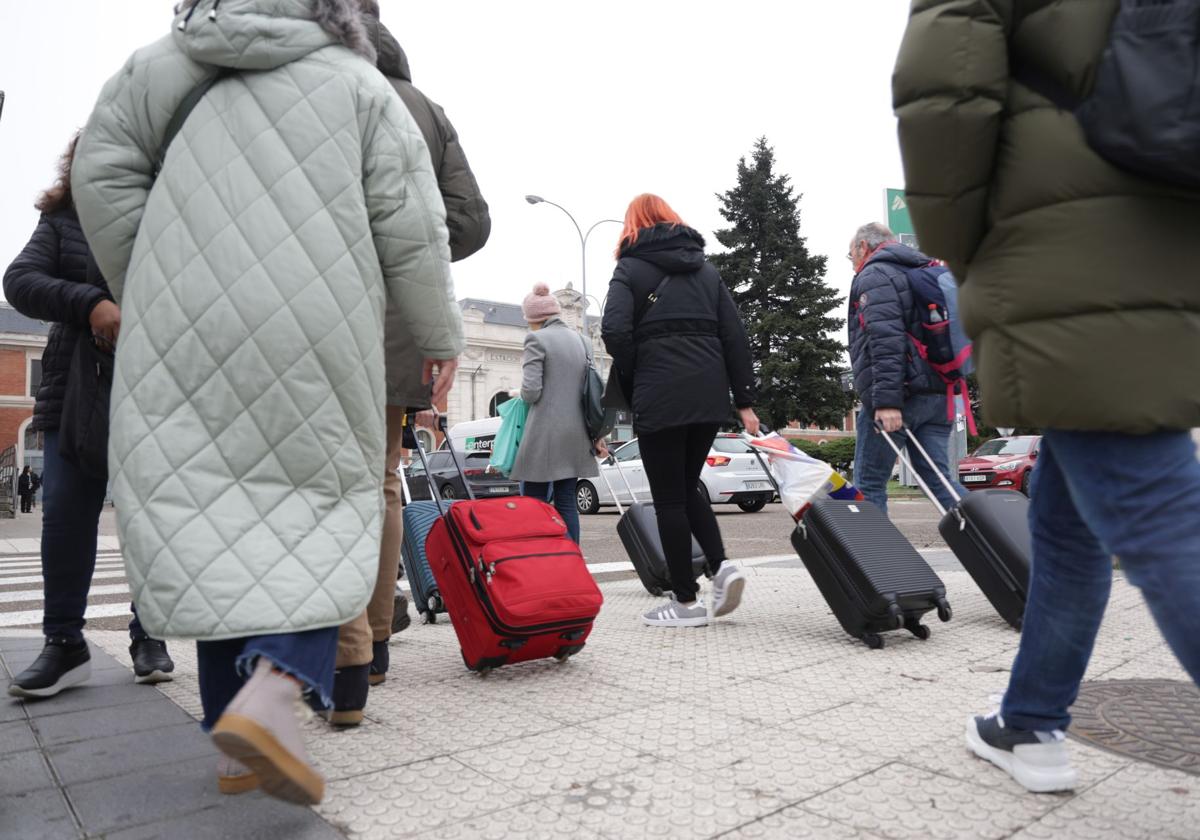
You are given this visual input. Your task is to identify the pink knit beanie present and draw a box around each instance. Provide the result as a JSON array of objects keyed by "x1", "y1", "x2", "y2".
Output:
[{"x1": 522, "y1": 283, "x2": 561, "y2": 322}]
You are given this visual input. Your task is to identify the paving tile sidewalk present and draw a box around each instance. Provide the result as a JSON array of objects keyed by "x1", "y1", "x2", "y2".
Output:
[{"x1": 3, "y1": 567, "x2": 1198, "y2": 839}]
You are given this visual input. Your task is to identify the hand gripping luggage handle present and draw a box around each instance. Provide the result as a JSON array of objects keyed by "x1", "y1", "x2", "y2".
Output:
[
  {"x1": 595, "y1": 464, "x2": 626, "y2": 515},
  {"x1": 741, "y1": 428, "x2": 783, "y2": 497},
  {"x1": 872, "y1": 421, "x2": 963, "y2": 522}
]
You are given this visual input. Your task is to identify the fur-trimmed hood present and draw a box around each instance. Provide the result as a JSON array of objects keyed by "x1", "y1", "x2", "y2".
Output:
[{"x1": 173, "y1": 0, "x2": 376, "y2": 69}]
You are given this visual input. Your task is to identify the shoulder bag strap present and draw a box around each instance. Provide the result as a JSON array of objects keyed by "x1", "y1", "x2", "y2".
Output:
[
  {"x1": 153, "y1": 68, "x2": 234, "y2": 180},
  {"x1": 633, "y1": 272, "x2": 672, "y2": 327}
]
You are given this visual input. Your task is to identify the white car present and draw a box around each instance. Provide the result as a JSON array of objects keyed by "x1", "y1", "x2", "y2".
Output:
[{"x1": 576, "y1": 434, "x2": 776, "y2": 515}]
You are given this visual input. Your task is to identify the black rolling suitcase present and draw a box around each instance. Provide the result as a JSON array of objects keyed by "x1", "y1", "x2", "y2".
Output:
[
  {"x1": 792, "y1": 498, "x2": 952, "y2": 648},
  {"x1": 741, "y1": 430, "x2": 951, "y2": 648},
  {"x1": 879, "y1": 426, "x2": 1030, "y2": 630},
  {"x1": 599, "y1": 462, "x2": 708, "y2": 597}
]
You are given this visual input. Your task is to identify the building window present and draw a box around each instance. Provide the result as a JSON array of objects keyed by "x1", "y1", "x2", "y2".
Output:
[
  {"x1": 488, "y1": 391, "x2": 511, "y2": 418},
  {"x1": 28, "y1": 358, "x2": 42, "y2": 398}
]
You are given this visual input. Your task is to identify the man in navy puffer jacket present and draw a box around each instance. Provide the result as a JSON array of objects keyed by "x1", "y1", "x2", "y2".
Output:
[{"x1": 847, "y1": 223, "x2": 964, "y2": 514}]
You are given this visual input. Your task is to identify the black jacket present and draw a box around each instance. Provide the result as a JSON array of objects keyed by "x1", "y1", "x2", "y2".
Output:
[
  {"x1": 848, "y1": 243, "x2": 943, "y2": 411},
  {"x1": 3, "y1": 210, "x2": 111, "y2": 431},
  {"x1": 17, "y1": 473, "x2": 31, "y2": 495},
  {"x1": 365, "y1": 15, "x2": 491, "y2": 262},
  {"x1": 602, "y1": 224, "x2": 756, "y2": 435}
]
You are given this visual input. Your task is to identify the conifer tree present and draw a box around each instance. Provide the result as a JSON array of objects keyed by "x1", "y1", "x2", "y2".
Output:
[{"x1": 711, "y1": 138, "x2": 850, "y2": 430}]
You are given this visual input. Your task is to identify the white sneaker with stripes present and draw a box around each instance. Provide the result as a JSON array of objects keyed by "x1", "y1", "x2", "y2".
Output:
[{"x1": 642, "y1": 598, "x2": 708, "y2": 628}]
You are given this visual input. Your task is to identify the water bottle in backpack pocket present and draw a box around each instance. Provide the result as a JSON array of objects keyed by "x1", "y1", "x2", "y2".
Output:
[{"x1": 904, "y1": 264, "x2": 977, "y2": 435}]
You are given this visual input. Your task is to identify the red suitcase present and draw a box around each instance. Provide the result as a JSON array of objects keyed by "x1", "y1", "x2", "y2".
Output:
[{"x1": 424, "y1": 454, "x2": 603, "y2": 671}]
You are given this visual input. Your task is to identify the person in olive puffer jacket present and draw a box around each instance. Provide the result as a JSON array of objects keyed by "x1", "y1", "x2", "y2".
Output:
[
  {"x1": 327, "y1": 1, "x2": 493, "y2": 729},
  {"x1": 895, "y1": 0, "x2": 1200, "y2": 795},
  {"x1": 4, "y1": 133, "x2": 175, "y2": 703},
  {"x1": 602, "y1": 194, "x2": 760, "y2": 630}
]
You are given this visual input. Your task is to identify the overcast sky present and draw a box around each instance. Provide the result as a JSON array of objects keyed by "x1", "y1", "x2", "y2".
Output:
[{"x1": 0, "y1": 0, "x2": 912, "y2": 316}]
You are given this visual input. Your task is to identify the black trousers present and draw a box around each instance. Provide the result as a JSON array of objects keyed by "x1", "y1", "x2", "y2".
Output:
[
  {"x1": 19, "y1": 491, "x2": 32, "y2": 513},
  {"x1": 639, "y1": 423, "x2": 727, "y2": 602}
]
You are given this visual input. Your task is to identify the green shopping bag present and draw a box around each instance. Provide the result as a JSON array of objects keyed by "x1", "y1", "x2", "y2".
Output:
[{"x1": 489, "y1": 397, "x2": 528, "y2": 476}]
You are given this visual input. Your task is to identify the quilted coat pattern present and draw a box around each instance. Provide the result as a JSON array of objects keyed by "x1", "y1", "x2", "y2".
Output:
[
  {"x1": 72, "y1": 0, "x2": 464, "y2": 640},
  {"x1": 894, "y1": 0, "x2": 1200, "y2": 432},
  {"x1": 3, "y1": 210, "x2": 111, "y2": 431}
]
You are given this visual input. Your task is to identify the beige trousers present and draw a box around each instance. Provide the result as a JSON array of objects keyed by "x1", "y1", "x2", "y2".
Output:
[{"x1": 337, "y1": 406, "x2": 406, "y2": 667}]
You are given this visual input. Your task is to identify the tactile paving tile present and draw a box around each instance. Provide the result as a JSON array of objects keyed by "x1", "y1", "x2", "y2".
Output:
[
  {"x1": 718, "y1": 728, "x2": 890, "y2": 801},
  {"x1": 316, "y1": 756, "x2": 528, "y2": 839},
  {"x1": 577, "y1": 698, "x2": 768, "y2": 760},
  {"x1": 716, "y1": 677, "x2": 860, "y2": 729},
  {"x1": 300, "y1": 714, "x2": 444, "y2": 781},
  {"x1": 454, "y1": 726, "x2": 648, "y2": 798},
  {"x1": 803, "y1": 762, "x2": 1055, "y2": 840},
  {"x1": 546, "y1": 756, "x2": 785, "y2": 839},
  {"x1": 1065, "y1": 760, "x2": 1200, "y2": 839},
  {"x1": 1006, "y1": 801, "x2": 1160, "y2": 840},
  {"x1": 722, "y1": 805, "x2": 885, "y2": 839},
  {"x1": 359, "y1": 679, "x2": 567, "y2": 753},
  {"x1": 411, "y1": 801, "x2": 603, "y2": 840}
]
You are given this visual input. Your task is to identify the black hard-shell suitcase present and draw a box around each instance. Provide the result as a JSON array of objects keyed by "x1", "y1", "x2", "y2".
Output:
[
  {"x1": 599, "y1": 463, "x2": 707, "y2": 597},
  {"x1": 881, "y1": 427, "x2": 1030, "y2": 630},
  {"x1": 792, "y1": 498, "x2": 952, "y2": 649}
]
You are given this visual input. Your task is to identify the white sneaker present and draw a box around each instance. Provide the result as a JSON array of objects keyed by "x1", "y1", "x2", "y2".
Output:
[
  {"x1": 710, "y1": 562, "x2": 746, "y2": 617},
  {"x1": 966, "y1": 712, "x2": 1078, "y2": 793},
  {"x1": 642, "y1": 598, "x2": 708, "y2": 628}
]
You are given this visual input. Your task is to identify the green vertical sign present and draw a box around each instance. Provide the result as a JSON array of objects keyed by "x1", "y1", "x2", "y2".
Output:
[{"x1": 885, "y1": 188, "x2": 918, "y2": 248}]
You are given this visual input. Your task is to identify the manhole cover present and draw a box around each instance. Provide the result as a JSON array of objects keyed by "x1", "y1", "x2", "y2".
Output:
[{"x1": 1069, "y1": 679, "x2": 1200, "y2": 775}]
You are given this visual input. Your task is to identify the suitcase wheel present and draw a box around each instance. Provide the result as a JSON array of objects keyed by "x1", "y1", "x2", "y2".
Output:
[
  {"x1": 886, "y1": 603, "x2": 904, "y2": 630},
  {"x1": 904, "y1": 617, "x2": 931, "y2": 641},
  {"x1": 648, "y1": 586, "x2": 664, "y2": 598},
  {"x1": 936, "y1": 598, "x2": 953, "y2": 623},
  {"x1": 422, "y1": 610, "x2": 437, "y2": 625},
  {"x1": 861, "y1": 633, "x2": 885, "y2": 650},
  {"x1": 554, "y1": 643, "x2": 585, "y2": 662}
]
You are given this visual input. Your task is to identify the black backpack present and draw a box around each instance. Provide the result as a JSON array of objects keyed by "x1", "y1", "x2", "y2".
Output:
[{"x1": 1017, "y1": 1, "x2": 1200, "y2": 187}]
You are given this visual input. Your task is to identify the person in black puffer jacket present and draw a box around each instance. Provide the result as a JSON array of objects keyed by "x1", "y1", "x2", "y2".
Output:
[
  {"x1": 602, "y1": 194, "x2": 760, "y2": 629},
  {"x1": 4, "y1": 133, "x2": 174, "y2": 701}
]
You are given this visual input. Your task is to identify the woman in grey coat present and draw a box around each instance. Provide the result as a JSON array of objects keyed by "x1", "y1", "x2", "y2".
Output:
[{"x1": 509, "y1": 284, "x2": 600, "y2": 543}]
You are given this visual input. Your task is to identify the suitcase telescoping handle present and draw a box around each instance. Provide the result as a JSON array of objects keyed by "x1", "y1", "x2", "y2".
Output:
[
  {"x1": 872, "y1": 421, "x2": 964, "y2": 523},
  {"x1": 742, "y1": 427, "x2": 784, "y2": 497},
  {"x1": 594, "y1": 462, "x2": 627, "y2": 515},
  {"x1": 410, "y1": 412, "x2": 477, "y2": 517},
  {"x1": 607, "y1": 454, "x2": 645, "y2": 505}
]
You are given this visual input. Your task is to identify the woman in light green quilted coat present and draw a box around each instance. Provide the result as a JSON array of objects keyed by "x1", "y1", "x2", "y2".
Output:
[{"x1": 72, "y1": 0, "x2": 464, "y2": 805}]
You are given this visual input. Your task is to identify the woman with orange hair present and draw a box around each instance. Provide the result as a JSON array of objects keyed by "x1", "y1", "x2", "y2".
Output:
[{"x1": 601, "y1": 194, "x2": 759, "y2": 628}]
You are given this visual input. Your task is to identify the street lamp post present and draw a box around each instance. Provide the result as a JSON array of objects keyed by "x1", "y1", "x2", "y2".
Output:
[{"x1": 524, "y1": 195, "x2": 620, "y2": 336}]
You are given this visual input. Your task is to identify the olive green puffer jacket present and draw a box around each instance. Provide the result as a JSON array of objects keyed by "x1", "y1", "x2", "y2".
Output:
[{"x1": 894, "y1": 0, "x2": 1200, "y2": 433}]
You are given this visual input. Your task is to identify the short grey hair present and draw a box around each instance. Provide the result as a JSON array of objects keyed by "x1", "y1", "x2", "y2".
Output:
[{"x1": 851, "y1": 223, "x2": 897, "y2": 250}]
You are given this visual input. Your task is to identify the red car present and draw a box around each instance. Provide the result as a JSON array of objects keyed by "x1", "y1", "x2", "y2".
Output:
[{"x1": 957, "y1": 436, "x2": 1041, "y2": 496}]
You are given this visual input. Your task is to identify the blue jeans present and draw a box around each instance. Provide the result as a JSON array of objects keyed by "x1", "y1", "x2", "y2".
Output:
[
  {"x1": 1002, "y1": 429, "x2": 1200, "y2": 732},
  {"x1": 41, "y1": 430, "x2": 146, "y2": 642},
  {"x1": 196, "y1": 627, "x2": 338, "y2": 731},
  {"x1": 854, "y1": 394, "x2": 966, "y2": 515},
  {"x1": 522, "y1": 479, "x2": 580, "y2": 543}
]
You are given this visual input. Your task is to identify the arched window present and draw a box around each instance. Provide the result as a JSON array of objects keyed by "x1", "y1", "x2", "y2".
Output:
[{"x1": 488, "y1": 391, "x2": 511, "y2": 418}]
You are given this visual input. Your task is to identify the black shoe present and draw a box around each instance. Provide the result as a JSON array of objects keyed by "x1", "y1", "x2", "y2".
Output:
[
  {"x1": 7, "y1": 638, "x2": 91, "y2": 699},
  {"x1": 391, "y1": 592, "x2": 411, "y2": 635},
  {"x1": 129, "y1": 638, "x2": 175, "y2": 685},
  {"x1": 329, "y1": 664, "x2": 369, "y2": 727},
  {"x1": 369, "y1": 640, "x2": 389, "y2": 686}
]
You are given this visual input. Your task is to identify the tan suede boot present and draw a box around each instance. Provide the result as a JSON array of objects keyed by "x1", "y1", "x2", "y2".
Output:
[
  {"x1": 211, "y1": 658, "x2": 325, "y2": 805},
  {"x1": 217, "y1": 755, "x2": 260, "y2": 795}
]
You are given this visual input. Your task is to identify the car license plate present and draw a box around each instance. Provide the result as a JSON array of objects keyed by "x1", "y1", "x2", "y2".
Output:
[
  {"x1": 962, "y1": 475, "x2": 988, "y2": 484},
  {"x1": 489, "y1": 486, "x2": 510, "y2": 494},
  {"x1": 744, "y1": 481, "x2": 772, "y2": 491}
]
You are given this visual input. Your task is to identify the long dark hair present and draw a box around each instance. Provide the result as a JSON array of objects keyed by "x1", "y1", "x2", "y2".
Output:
[{"x1": 35, "y1": 131, "x2": 80, "y2": 214}]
